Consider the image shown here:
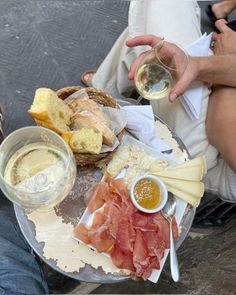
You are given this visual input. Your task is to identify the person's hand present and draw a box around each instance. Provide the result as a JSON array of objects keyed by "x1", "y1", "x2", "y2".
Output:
[
  {"x1": 212, "y1": 20, "x2": 236, "y2": 54},
  {"x1": 126, "y1": 35, "x2": 163, "y2": 80},
  {"x1": 126, "y1": 35, "x2": 199, "y2": 102}
]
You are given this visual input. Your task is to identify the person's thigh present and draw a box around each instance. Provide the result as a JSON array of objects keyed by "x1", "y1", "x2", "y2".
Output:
[
  {"x1": 0, "y1": 193, "x2": 48, "y2": 295},
  {"x1": 129, "y1": 0, "x2": 202, "y2": 46},
  {"x1": 206, "y1": 85, "x2": 236, "y2": 172}
]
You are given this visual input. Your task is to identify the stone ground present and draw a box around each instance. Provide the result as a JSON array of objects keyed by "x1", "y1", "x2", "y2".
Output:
[{"x1": 0, "y1": 1, "x2": 236, "y2": 294}]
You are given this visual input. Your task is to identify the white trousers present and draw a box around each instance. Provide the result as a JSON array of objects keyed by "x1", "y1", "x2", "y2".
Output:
[{"x1": 93, "y1": 0, "x2": 236, "y2": 202}]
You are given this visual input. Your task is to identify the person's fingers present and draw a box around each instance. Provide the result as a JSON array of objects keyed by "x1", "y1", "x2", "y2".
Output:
[
  {"x1": 168, "y1": 74, "x2": 192, "y2": 102},
  {"x1": 221, "y1": 19, "x2": 228, "y2": 24},
  {"x1": 211, "y1": 32, "x2": 219, "y2": 50},
  {"x1": 215, "y1": 19, "x2": 230, "y2": 33},
  {"x1": 126, "y1": 35, "x2": 162, "y2": 48},
  {"x1": 212, "y1": 32, "x2": 219, "y2": 41},
  {"x1": 128, "y1": 52, "x2": 146, "y2": 80}
]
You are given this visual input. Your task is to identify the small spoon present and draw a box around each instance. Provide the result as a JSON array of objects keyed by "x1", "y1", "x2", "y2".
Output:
[{"x1": 162, "y1": 193, "x2": 179, "y2": 282}]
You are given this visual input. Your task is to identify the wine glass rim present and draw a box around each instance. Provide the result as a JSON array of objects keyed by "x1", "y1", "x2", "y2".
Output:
[
  {"x1": 153, "y1": 40, "x2": 189, "y2": 73},
  {"x1": 0, "y1": 126, "x2": 74, "y2": 192}
]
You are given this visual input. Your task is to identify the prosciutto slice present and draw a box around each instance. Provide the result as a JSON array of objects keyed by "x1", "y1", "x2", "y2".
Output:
[
  {"x1": 111, "y1": 245, "x2": 135, "y2": 272},
  {"x1": 88, "y1": 224, "x2": 114, "y2": 253},
  {"x1": 74, "y1": 223, "x2": 90, "y2": 244},
  {"x1": 74, "y1": 175, "x2": 179, "y2": 280},
  {"x1": 86, "y1": 182, "x2": 109, "y2": 213}
]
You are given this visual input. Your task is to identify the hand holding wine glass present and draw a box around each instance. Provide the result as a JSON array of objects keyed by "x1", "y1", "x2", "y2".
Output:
[{"x1": 126, "y1": 35, "x2": 197, "y2": 102}]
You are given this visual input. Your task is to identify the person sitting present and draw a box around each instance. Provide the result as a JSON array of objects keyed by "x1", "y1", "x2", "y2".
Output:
[{"x1": 87, "y1": 0, "x2": 236, "y2": 205}]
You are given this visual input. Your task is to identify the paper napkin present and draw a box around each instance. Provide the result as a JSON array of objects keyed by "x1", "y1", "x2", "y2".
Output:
[
  {"x1": 122, "y1": 105, "x2": 171, "y2": 152},
  {"x1": 181, "y1": 33, "x2": 212, "y2": 120}
]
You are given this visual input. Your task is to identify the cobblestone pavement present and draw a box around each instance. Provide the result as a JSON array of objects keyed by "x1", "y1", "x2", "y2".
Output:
[{"x1": 0, "y1": 1, "x2": 235, "y2": 294}]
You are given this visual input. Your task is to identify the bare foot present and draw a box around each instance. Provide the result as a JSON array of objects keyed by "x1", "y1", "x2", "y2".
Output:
[
  {"x1": 81, "y1": 70, "x2": 96, "y2": 87},
  {"x1": 212, "y1": 0, "x2": 236, "y2": 19}
]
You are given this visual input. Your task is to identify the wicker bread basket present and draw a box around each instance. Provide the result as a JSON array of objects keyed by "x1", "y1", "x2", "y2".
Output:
[{"x1": 56, "y1": 86, "x2": 124, "y2": 167}]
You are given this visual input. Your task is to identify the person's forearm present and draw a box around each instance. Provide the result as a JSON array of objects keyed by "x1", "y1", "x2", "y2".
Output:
[{"x1": 195, "y1": 54, "x2": 236, "y2": 87}]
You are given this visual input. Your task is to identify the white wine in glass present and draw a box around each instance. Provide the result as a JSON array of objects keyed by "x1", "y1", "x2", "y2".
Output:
[
  {"x1": 135, "y1": 63, "x2": 172, "y2": 100},
  {"x1": 134, "y1": 40, "x2": 189, "y2": 101},
  {"x1": 0, "y1": 126, "x2": 77, "y2": 211}
]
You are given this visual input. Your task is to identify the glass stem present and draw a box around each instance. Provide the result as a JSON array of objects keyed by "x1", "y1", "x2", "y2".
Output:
[{"x1": 136, "y1": 96, "x2": 143, "y2": 105}]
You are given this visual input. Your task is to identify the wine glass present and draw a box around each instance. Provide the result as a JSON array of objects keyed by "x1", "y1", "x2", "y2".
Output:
[
  {"x1": 134, "y1": 39, "x2": 189, "y2": 102},
  {"x1": 0, "y1": 126, "x2": 77, "y2": 211}
]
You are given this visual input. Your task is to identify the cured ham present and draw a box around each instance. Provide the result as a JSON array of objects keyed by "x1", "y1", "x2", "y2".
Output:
[
  {"x1": 74, "y1": 175, "x2": 179, "y2": 280},
  {"x1": 133, "y1": 229, "x2": 150, "y2": 278},
  {"x1": 74, "y1": 223, "x2": 90, "y2": 244},
  {"x1": 88, "y1": 225, "x2": 114, "y2": 253},
  {"x1": 115, "y1": 218, "x2": 135, "y2": 254},
  {"x1": 86, "y1": 182, "x2": 109, "y2": 213},
  {"x1": 111, "y1": 245, "x2": 135, "y2": 272}
]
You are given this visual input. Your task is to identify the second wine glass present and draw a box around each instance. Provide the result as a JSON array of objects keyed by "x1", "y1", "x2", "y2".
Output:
[
  {"x1": 134, "y1": 39, "x2": 189, "y2": 101},
  {"x1": 0, "y1": 126, "x2": 77, "y2": 211}
]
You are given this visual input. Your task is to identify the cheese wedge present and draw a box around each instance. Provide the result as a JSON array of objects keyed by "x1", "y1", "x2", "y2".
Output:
[
  {"x1": 167, "y1": 186, "x2": 201, "y2": 207},
  {"x1": 151, "y1": 165, "x2": 205, "y2": 181},
  {"x1": 172, "y1": 156, "x2": 207, "y2": 174},
  {"x1": 158, "y1": 176, "x2": 204, "y2": 198}
]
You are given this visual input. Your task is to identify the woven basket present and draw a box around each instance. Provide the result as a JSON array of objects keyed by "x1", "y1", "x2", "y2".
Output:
[{"x1": 56, "y1": 86, "x2": 123, "y2": 167}]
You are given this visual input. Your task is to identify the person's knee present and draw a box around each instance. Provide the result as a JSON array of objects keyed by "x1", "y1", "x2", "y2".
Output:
[
  {"x1": 0, "y1": 236, "x2": 48, "y2": 295},
  {"x1": 201, "y1": 85, "x2": 236, "y2": 173}
]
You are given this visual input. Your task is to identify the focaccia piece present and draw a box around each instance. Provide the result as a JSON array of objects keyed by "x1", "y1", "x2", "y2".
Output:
[
  {"x1": 62, "y1": 128, "x2": 103, "y2": 154},
  {"x1": 28, "y1": 88, "x2": 73, "y2": 134},
  {"x1": 68, "y1": 98, "x2": 112, "y2": 128},
  {"x1": 71, "y1": 110, "x2": 115, "y2": 147}
]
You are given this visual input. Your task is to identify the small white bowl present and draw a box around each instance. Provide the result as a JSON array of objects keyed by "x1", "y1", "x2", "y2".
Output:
[{"x1": 130, "y1": 174, "x2": 168, "y2": 214}]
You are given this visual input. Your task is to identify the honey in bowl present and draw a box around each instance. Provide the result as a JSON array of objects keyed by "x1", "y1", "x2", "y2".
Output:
[{"x1": 134, "y1": 178, "x2": 161, "y2": 209}]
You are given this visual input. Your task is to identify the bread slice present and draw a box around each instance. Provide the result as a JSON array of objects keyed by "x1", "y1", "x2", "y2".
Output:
[
  {"x1": 68, "y1": 98, "x2": 112, "y2": 128},
  {"x1": 71, "y1": 110, "x2": 115, "y2": 146},
  {"x1": 28, "y1": 88, "x2": 73, "y2": 134},
  {"x1": 62, "y1": 128, "x2": 103, "y2": 154}
]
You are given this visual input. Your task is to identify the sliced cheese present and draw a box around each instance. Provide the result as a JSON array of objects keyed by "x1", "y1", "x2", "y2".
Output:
[
  {"x1": 149, "y1": 159, "x2": 169, "y2": 173},
  {"x1": 172, "y1": 156, "x2": 207, "y2": 174},
  {"x1": 158, "y1": 176, "x2": 204, "y2": 199},
  {"x1": 152, "y1": 165, "x2": 204, "y2": 181},
  {"x1": 167, "y1": 186, "x2": 201, "y2": 207}
]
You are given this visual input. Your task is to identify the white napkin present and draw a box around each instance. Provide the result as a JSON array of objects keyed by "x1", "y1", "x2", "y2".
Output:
[
  {"x1": 122, "y1": 105, "x2": 171, "y2": 152},
  {"x1": 181, "y1": 33, "x2": 212, "y2": 120}
]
